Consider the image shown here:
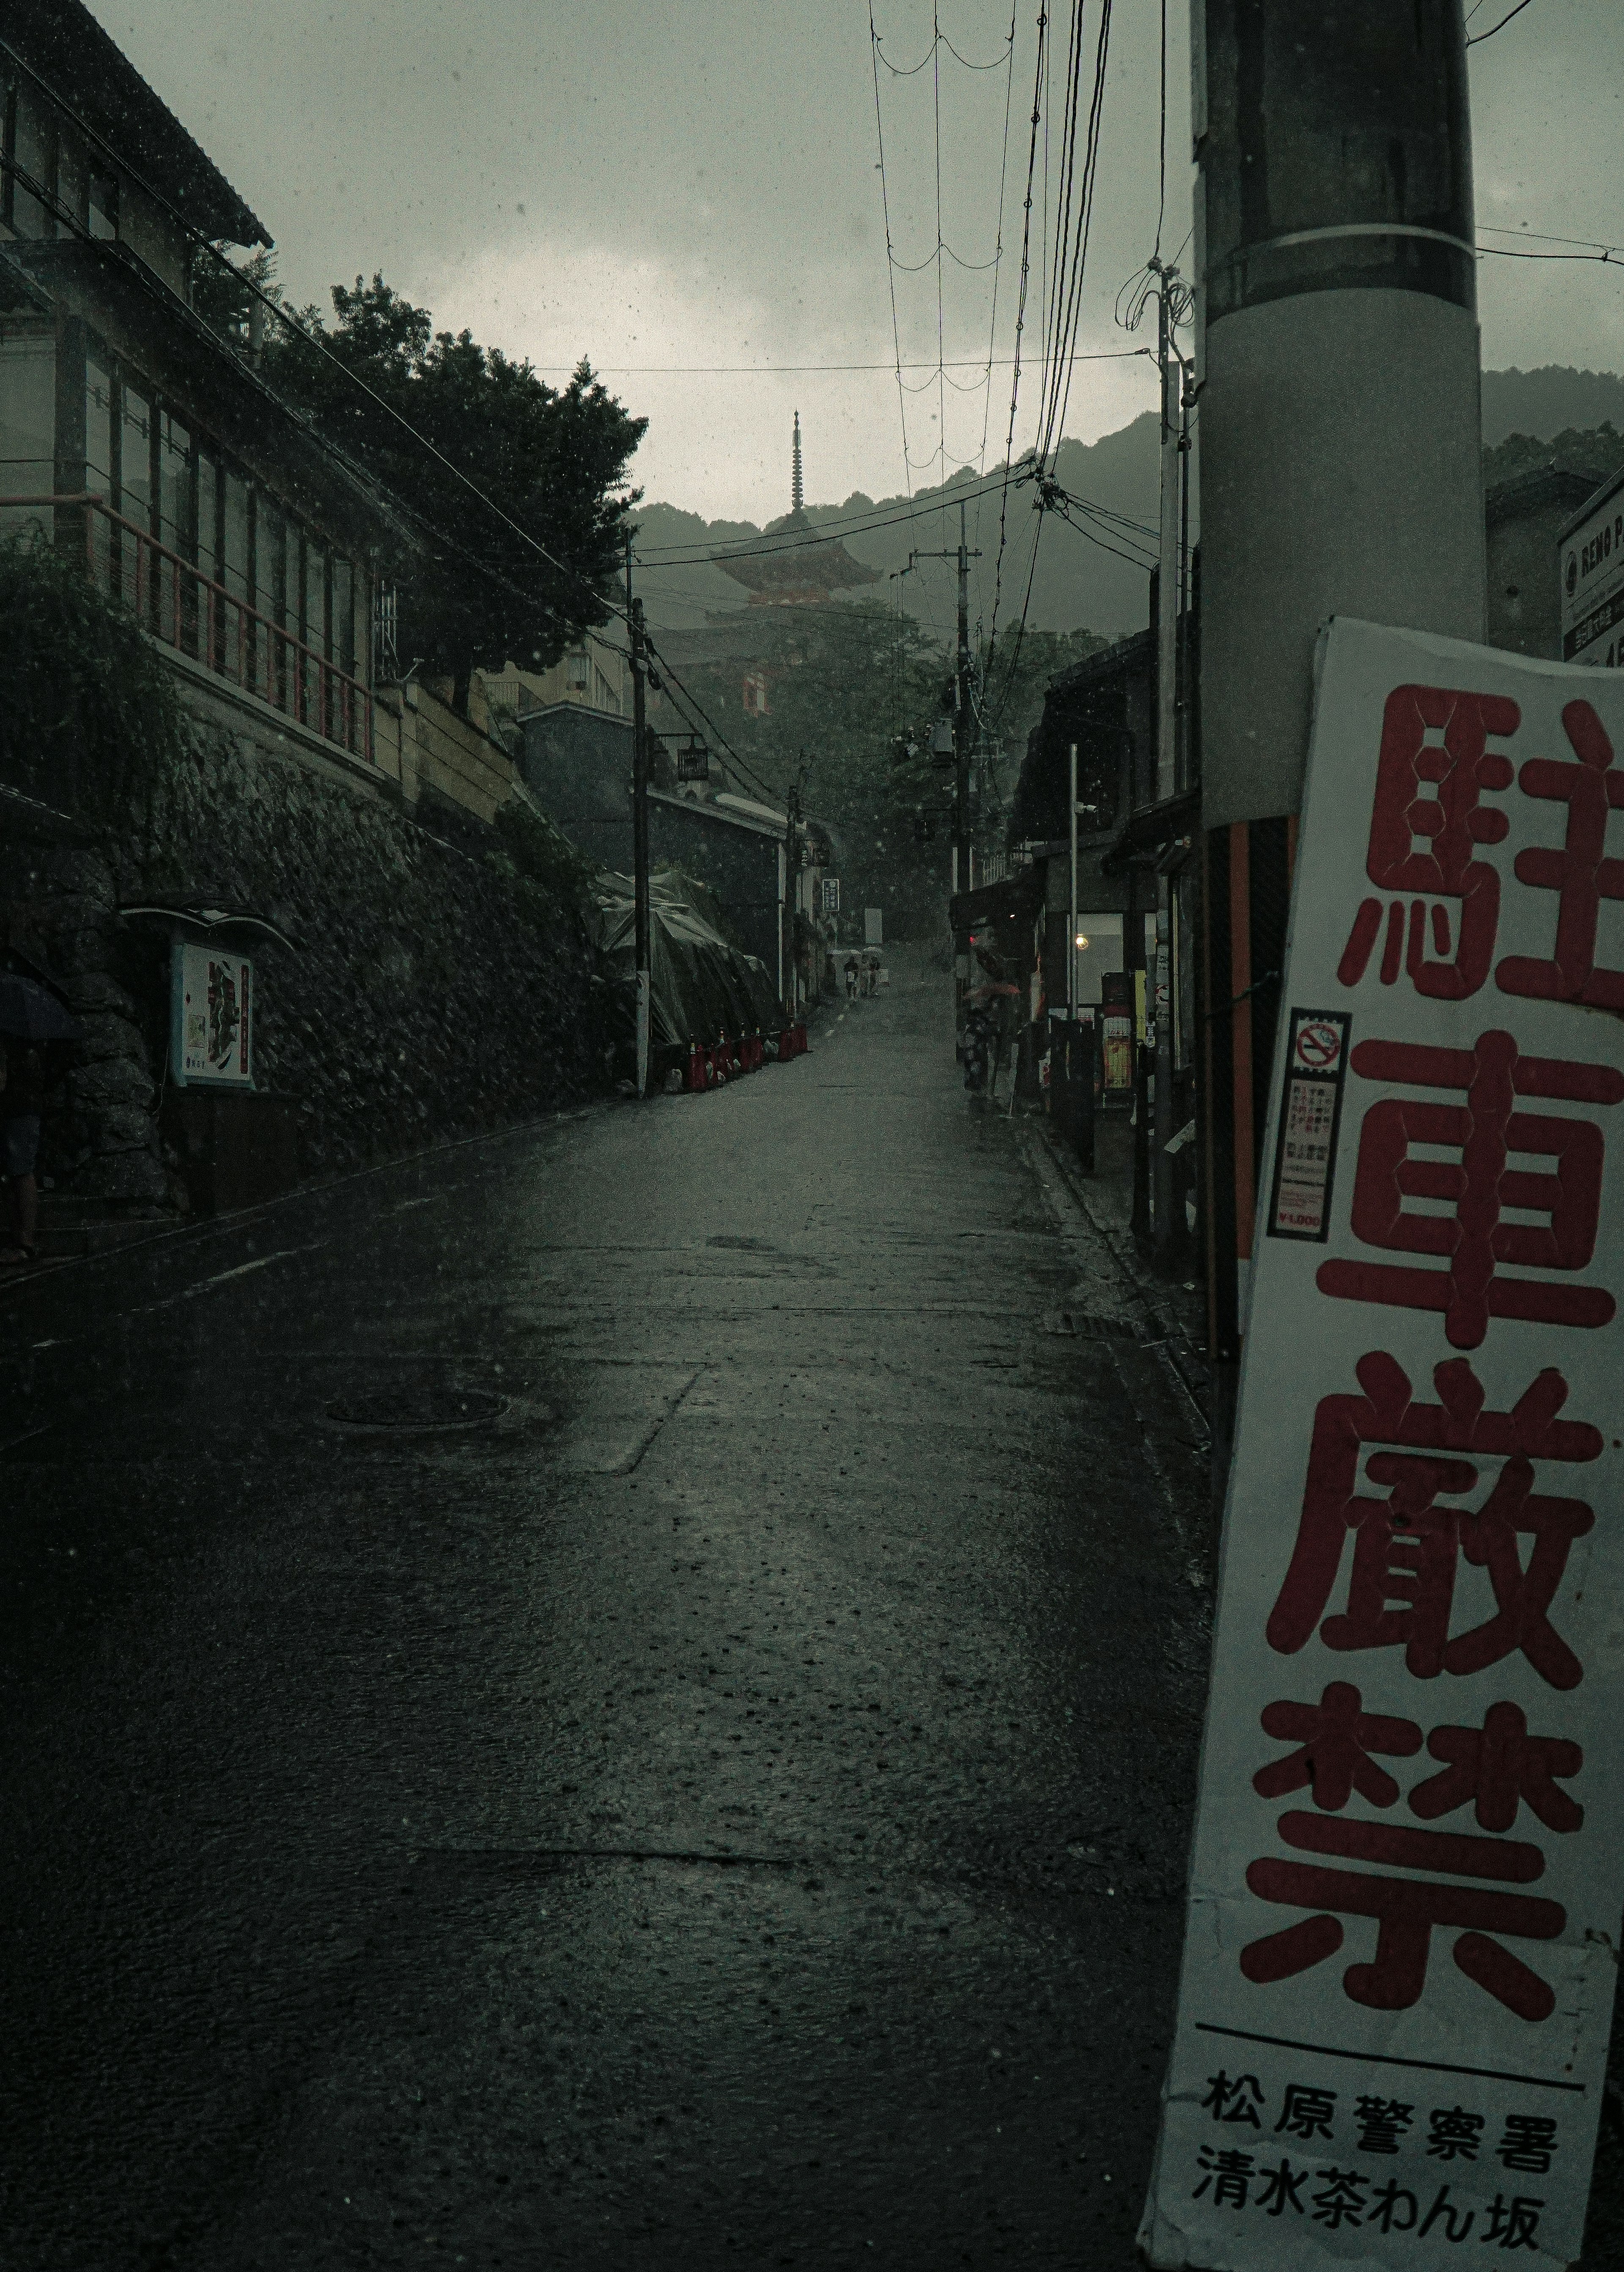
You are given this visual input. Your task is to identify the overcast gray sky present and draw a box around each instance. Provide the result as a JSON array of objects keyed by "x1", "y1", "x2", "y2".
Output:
[{"x1": 88, "y1": 0, "x2": 1624, "y2": 524}]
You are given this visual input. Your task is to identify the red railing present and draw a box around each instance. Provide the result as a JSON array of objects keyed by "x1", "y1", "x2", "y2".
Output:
[{"x1": 0, "y1": 493, "x2": 373, "y2": 764}]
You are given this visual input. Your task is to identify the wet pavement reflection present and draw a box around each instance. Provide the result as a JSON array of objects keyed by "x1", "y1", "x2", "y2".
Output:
[{"x1": 0, "y1": 948, "x2": 1214, "y2": 2268}]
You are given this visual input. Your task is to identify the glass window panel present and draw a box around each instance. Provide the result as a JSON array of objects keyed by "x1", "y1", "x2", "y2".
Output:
[
  {"x1": 85, "y1": 355, "x2": 114, "y2": 490},
  {"x1": 332, "y1": 560, "x2": 355, "y2": 675},
  {"x1": 195, "y1": 454, "x2": 219, "y2": 579},
  {"x1": 303, "y1": 538, "x2": 326, "y2": 655},
  {"x1": 255, "y1": 499, "x2": 284, "y2": 620},
  {"x1": 0, "y1": 327, "x2": 54, "y2": 546},
  {"x1": 57, "y1": 131, "x2": 87, "y2": 230},
  {"x1": 222, "y1": 472, "x2": 250, "y2": 598},
  {"x1": 11, "y1": 88, "x2": 52, "y2": 239},
  {"x1": 119, "y1": 385, "x2": 152, "y2": 529},
  {"x1": 255, "y1": 499, "x2": 288, "y2": 708},
  {"x1": 0, "y1": 330, "x2": 56, "y2": 490},
  {"x1": 88, "y1": 172, "x2": 118, "y2": 241},
  {"x1": 158, "y1": 412, "x2": 192, "y2": 555}
]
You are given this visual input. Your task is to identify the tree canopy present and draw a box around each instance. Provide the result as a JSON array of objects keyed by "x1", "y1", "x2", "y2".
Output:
[
  {"x1": 668, "y1": 599, "x2": 1105, "y2": 936},
  {"x1": 200, "y1": 256, "x2": 646, "y2": 708}
]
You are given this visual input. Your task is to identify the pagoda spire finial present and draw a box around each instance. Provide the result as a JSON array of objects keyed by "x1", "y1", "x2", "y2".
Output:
[{"x1": 791, "y1": 410, "x2": 804, "y2": 516}]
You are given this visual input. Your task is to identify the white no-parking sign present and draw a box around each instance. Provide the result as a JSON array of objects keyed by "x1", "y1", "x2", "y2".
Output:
[{"x1": 1141, "y1": 620, "x2": 1624, "y2": 2272}]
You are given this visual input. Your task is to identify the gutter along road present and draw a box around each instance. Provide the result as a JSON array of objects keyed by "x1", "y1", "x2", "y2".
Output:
[{"x1": 4, "y1": 947, "x2": 1614, "y2": 2265}]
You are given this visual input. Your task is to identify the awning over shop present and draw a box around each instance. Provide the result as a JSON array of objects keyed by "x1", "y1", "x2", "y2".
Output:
[
  {"x1": 1100, "y1": 785, "x2": 1201, "y2": 875},
  {"x1": 947, "y1": 860, "x2": 1047, "y2": 948}
]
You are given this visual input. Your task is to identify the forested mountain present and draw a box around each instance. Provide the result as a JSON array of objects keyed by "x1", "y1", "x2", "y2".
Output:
[{"x1": 637, "y1": 368, "x2": 1624, "y2": 649}]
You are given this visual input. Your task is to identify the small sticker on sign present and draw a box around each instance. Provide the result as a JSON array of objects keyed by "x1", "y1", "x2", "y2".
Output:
[{"x1": 1267, "y1": 1008, "x2": 1351, "y2": 1243}]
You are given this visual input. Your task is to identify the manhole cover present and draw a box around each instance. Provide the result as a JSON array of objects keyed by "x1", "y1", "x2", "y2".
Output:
[{"x1": 324, "y1": 1387, "x2": 510, "y2": 1432}]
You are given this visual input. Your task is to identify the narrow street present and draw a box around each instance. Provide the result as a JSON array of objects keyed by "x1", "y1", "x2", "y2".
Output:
[{"x1": 0, "y1": 949, "x2": 1215, "y2": 2269}]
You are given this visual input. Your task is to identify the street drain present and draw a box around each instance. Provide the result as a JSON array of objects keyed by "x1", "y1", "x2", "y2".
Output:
[
  {"x1": 324, "y1": 1388, "x2": 510, "y2": 1432},
  {"x1": 1045, "y1": 1310, "x2": 1144, "y2": 1341}
]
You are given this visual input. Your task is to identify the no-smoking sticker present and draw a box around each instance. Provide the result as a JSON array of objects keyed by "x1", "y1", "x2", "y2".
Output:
[{"x1": 1292, "y1": 1016, "x2": 1344, "y2": 1074}]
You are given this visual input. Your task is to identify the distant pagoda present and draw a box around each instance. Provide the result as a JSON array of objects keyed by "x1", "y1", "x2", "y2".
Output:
[{"x1": 714, "y1": 412, "x2": 880, "y2": 606}]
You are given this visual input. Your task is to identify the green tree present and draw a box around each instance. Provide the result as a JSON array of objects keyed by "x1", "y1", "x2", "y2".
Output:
[
  {"x1": 1483, "y1": 422, "x2": 1624, "y2": 488},
  {"x1": 672, "y1": 601, "x2": 1106, "y2": 936},
  {"x1": 245, "y1": 272, "x2": 646, "y2": 712}
]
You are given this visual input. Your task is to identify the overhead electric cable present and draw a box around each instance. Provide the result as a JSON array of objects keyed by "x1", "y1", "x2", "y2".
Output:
[
  {"x1": 869, "y1": 3, "x2": 918, "y2": 500},
  {"x1": 1468, "y1": 0, "x2": 1538, "y2": 43},
  {"x1": 986, "y1": 2, "x2": 1052, "y2": 672},
  {"x1": 0, "y1": 36, "x2": 633, "y2": 640},
  {"x1": 976, "y1": 7, "x2": 1023, "y2": 492},
  {"x1": 1152, "y1": 0, "x2": 1167, "y2": 259}
]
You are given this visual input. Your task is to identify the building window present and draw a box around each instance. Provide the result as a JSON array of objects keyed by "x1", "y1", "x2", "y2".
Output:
[
  {"x1": 10, "y1": 85, "x2": 55, "y2": 240},
  {"x1": 0, "y1": 326, "x2": 55, "y2": 542},
  {"x1": 119, "y1": 382, "x2": 152, "y2": 530},
  {"x1": 567, "y1": 648, "x2": 590, "y2": 690},
  {"x1": 56, "y1": 130, "x2": 87, "y2": 233},
  {"x1": 85, "y1": 354, "x2": 113, "y2": 494},
  {"x1": 88, "y1": 171, "x2": 118, "y2": 241},
  {"x1": 332, "y1": 558, "x2": 355, "y2": 676}
]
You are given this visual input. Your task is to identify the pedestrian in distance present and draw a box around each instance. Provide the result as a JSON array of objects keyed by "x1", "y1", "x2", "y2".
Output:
[{"x1": 844, "y1": 953, "x2": 859, "y2": 1000}]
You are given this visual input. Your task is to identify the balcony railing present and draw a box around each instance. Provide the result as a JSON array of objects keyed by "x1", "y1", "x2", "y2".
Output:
[{"x1": 0, "y1": 493, "x2": 373, "y2": 764}]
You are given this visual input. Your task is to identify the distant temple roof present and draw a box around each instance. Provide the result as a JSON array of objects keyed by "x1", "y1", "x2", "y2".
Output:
[{"x1": 713, "y1": 413, "x2": 880, "y2": 605}]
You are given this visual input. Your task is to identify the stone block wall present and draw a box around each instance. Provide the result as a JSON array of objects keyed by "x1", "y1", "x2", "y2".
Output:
[{"x1": 0, "y1": 699, "x2": 600, "y2": 1217}]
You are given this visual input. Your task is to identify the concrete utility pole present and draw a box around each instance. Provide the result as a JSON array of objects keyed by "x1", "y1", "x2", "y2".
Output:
[
  {"x1": 1194, "y1": 0, "x2": 1487, "y2": 1416},
  {"x1": 1155, "y1": 274, "x2": 1181, "y2": 809},
  {"x1": 625, "y1": 540, "x2": 652, "y2": 1098},
  {"x1": 1151, "y1": 262, "x2": 1188, "y2": 1268},
  {"x1": 1197, "y1": 0, "x2": 1485, "y2": 830}
]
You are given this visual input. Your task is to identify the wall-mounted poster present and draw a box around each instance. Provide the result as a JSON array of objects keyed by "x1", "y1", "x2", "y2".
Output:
[{"x1": 172, "y1": 941, "x2": 253, "y2": 1087}]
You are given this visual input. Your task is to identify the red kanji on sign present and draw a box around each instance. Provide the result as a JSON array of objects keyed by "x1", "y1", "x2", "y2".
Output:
[
  {"x1": 1253, "y1": 1683, "x2": 1422, "y2": 1810},
  {"x1": 1266, "y1": 1353, "x2": 1601, "y2": 1687},
  {"x1": 1315, "y1": 1030, "x2": 1623, "y2": 1348},
  {"x1": 1410, "y1": 1702, "x2": 1585, "y2": 1835},
  {"x1": 1242, "y1": 1811, "x2": 1564, "y2": 2021},
  {"x1": 1338, "y1": 685, "x2": 1518, "y2": 999},
  {"x1": 1498, "y1": 699, "x2": 1624, "y2": 1011}
]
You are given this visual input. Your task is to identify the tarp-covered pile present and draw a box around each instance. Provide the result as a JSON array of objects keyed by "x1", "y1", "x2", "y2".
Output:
[{"x1": 590, "y1": 870, "x2": 782, "y2": 1055}]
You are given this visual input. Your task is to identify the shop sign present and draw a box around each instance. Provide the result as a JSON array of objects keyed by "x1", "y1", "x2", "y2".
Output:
[
  {"x1": 821, "y1": 877, "x2": 841, "y2": 915},
  {"x1": 1559, "y1": 467, "x2": 1624, "y2": 669},
  {"x1": 1141, "y1": 619, "x2": 1624, "y2": 2272},
  {"x1": 172, "y1": 940, "x2": 253, "y2": 1087}
]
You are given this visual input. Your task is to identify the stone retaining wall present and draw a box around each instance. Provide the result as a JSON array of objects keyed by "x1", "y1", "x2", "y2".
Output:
[{"x1": 0, "y1": 703, "x2": 599, "y2": 1217}]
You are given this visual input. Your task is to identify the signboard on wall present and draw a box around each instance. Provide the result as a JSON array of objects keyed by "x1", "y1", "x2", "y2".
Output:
[
  {"x1": 1560, "y1": 466, "x2": 1624, "y2": 669},
  {"x1": 172, "y1": 941, "x2": 253, "y2": 1087},
  {"x1": 1141, "y1": 620, "x2": 1624, "y2": 2272},
  {"x1": 821, "y1": 878, "x2": 840, "y2": 916}
]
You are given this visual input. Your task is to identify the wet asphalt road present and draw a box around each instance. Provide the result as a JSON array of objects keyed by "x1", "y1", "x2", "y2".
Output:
[{"x1": 0, "y1": 948, "x2": 1215, "y2": 2268}]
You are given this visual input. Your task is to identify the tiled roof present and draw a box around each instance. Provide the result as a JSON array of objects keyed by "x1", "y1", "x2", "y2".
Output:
[{"x1": 1, "y1": 0, "x2": 269, "y2": 245}]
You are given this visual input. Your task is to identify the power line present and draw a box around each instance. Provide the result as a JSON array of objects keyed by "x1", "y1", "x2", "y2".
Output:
[
  {"x1": 1468, "y1": 0, "x2": 1538, "y2": 44},
  {"x1": 987, "y1": 2, "x2": 1052, "y2": 672},
  {"x1": 0, "y1": 36, "x2": 632, "y2": 643},
  {"x1": 1041, "y1": 0, "x2": 1116, "y2": 464},
  {"x1": 1478, "y1": 241, "x2": 1621, "y2": 269},
  {"x1": 1152, "y1": 0, "x2": 1168, "y2": 261},
  {"x1": 639, "y1": 636, "x2": 790, "y2": 811},
  {"x1": 869, "y1": 3, "x2": 918, "y2": 503},
  {"x1": 934, "y1": 5, "x2": 947, "y2": 494},
  {"x1": 516, "y1": 351, "x2": 1145, "y2": 374},
  {"x1": 632, "y1": 466, "x2": 1023, "y2": 563},
  {"x1": 1479, "y1": 224, "x2": 1624, "y2": 256},
  {"x1": 974, "y1": 5, "x2": 1023, "y2": 538}
]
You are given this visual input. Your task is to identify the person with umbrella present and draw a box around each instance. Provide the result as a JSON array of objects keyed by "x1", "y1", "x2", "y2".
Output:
[{"x1": 0, "y1": 973, "x2": 82, "y2": 1269}]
